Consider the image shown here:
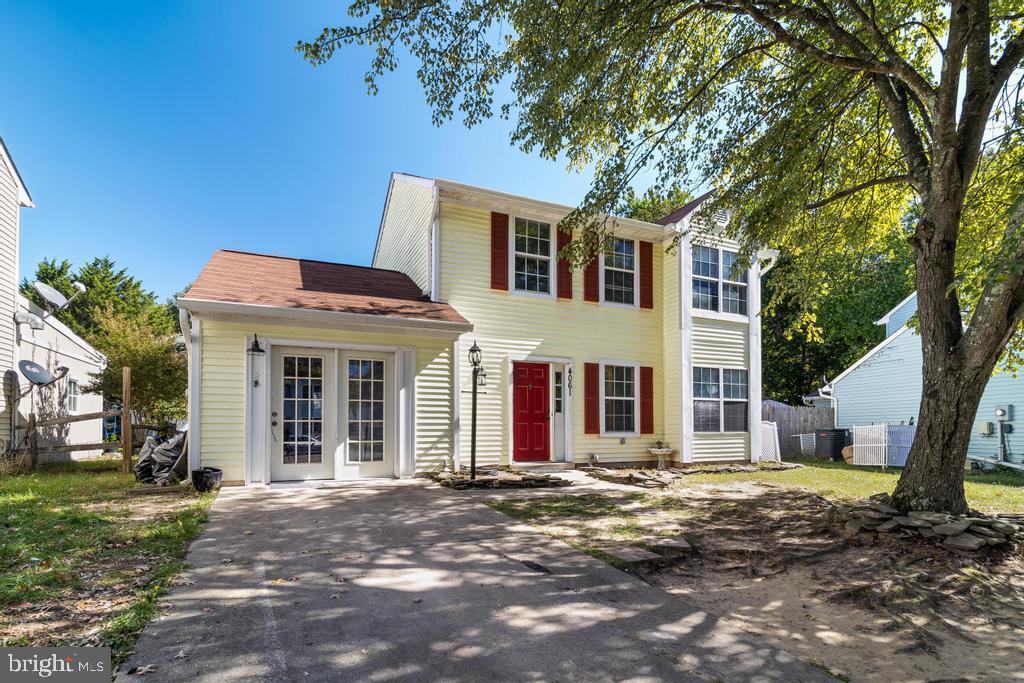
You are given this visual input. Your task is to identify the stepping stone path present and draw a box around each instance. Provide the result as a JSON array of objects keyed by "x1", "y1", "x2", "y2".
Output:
[{"x1": 827, "y1": 493, "x2": 1024, "y2": 552}]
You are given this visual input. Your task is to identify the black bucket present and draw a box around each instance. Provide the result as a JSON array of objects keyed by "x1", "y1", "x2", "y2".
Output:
[{"x1": 191, "y1": 467, "x2": 223, "y2": 492}]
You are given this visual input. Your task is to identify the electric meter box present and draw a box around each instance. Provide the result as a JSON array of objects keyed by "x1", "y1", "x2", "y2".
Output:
[{"x1": 994, "y1": 405, "x2": 1013, "y2": 421}]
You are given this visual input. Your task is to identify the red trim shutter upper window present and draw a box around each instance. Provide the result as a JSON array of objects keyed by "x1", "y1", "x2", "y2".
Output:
[
  {"x1": 639, "y1": 241, "x2": 654, "y2": 309},
  {"x1": 557, "y1": 228, "x2": 572, "y2": 299},
  {"x1": 584, "y1": 363, "x2": 600, "y2": 434},
  {"x1": 490, "y1": 212, "x2": 509, "y2": 290},
  {"x1": 583, "y1": 259, "x2": 599, "y2": 302},
  {"x1": 640, "y1": 366, "x2": 654, "y2": 434}
]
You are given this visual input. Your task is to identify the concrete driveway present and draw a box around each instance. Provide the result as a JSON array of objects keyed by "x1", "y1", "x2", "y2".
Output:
[{"x1": 118, "y1": 481, "x2": 833, "y2": 682}]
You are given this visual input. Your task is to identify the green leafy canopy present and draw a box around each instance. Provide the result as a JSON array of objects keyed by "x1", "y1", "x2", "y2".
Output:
[{"x1": 298, "y1": 0, "x2": 1023, "y2": 335}]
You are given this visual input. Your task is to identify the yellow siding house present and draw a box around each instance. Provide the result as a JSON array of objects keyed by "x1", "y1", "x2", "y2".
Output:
[{"x1": 179, "y1": 174, "x2": 771, "y2": 484}]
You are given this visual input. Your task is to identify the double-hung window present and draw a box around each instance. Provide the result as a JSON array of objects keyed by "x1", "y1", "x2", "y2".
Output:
[
  {"x1": 513, "y1": 217, "x2": 553, "y2": 295},
  {"x1": 66, "y1": 379, "x2": 80, "y2": 413},
  {"x1": 601, "y1": 362, "x2": 637, "y2": 435},
  {"x1": 602, "y1": 238, "x2": 635, "y2": 306},
  {"x1": 692, "y1": 246, "x2": 748, "y2": 315},
  {"x1": 693, "y1": 367, "x2": 748, "y2": 432}
]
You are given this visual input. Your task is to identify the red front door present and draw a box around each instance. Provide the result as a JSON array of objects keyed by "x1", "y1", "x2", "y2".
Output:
[{"x1": 513, "y1": 362, "x2": 550, "y2": 462}]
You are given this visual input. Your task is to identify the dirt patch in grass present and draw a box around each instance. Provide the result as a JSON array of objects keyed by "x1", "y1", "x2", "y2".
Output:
[
  {"x1": 490, "y1": 479, "x2": 1024, "y2": 681},
  {"x1": 0, "y1": 459, "x2": 214, "y2": 667}
]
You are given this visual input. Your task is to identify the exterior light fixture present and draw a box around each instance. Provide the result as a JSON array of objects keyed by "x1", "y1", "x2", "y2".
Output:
[
  {"x1": 468, "y1": 341, "x2": 484, "y2": 480},
  {"x1": 247, "y1": 334, "x2": 266, "y2": 356}
]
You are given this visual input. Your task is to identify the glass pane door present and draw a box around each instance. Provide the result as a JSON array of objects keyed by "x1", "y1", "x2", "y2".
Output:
[
  {"x1": 347, "y1": 358, "x2": 385, "y2": 462},
  {"x1": 282, "y1": 354, "x2": 324, "y2": 464}
]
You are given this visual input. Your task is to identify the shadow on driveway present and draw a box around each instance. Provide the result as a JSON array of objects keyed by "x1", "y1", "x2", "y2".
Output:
[{"x1": 117, "y1": 480, "x2": 834, "y2": 682}]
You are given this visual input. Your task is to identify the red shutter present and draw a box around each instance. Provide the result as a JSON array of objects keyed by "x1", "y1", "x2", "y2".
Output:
[
  {"x1": 490, "y1": 212, "x2": 509, "y2": 290},
  {"x1": 557, "y1": 227, "x2": 572, "y2": 299},
  {"x1": 583, "y1": 260, "x2": 599, "y2": 302},
  {"x1": 584, "y1": 363, "x2": 600, "y2": 434},
  {"x1": 640, "y1": 366, "x2": 654, "y2": 434},
  {"x1": 639, "y1": 241, "x2": 654, "y2": 309}
]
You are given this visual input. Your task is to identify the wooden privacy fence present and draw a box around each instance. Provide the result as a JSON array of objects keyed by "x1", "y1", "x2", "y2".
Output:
[
  {"x1": 25, "y1": 367, "x2": 138, "y2": 473},
  {"x1": 761, "y1": 400, "x2": 835, "y2": 457}
]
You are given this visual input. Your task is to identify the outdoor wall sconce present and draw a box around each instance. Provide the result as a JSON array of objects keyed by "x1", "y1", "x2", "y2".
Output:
[
  {"x1": 248, "y1": 334, "x2": 265, "y2": 388},
  {"x1": 468, "y1": 341, "x2": 484, "y2": 480}
]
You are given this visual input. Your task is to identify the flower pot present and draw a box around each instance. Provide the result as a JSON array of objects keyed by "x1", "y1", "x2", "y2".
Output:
[{"x1": 191, "y1": 467, "x2": 223, "y2": 493}]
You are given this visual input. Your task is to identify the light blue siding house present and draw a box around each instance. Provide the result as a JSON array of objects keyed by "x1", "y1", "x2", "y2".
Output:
[{"x1": 820, "y1": 292, "x2": 1023, "y2": 465}]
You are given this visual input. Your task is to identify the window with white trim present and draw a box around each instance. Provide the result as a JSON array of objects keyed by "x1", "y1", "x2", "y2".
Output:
[
  {"x1": 692, "y1": 246, "x2": 748, "y2": 315},
  {"x1": 66, "y1": 379, "x2": 80, "y2": 414},
  {"x1": 602, "y1": 362, "x2": 637, "y2": 434},
  {"x1": 693, "y1": 367, "x2": 748, "y2": 432},
  {"x1": 513, "y1": 217, "x2": 552, "y2": 294},
  {"x1": 602, "y1": 237, "x2": 635, "y2": 305}
]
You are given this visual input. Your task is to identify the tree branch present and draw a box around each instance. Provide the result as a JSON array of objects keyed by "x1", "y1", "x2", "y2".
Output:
[{"x1": 804, "y1": 174, "x2": 913, "y2": 209}]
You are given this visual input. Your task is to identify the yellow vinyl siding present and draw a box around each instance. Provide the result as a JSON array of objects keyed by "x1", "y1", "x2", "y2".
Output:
[
  {"x1": 692, "y1": 319, "x2": 748, "y2": 367},
  {"x1": 372, "y1": 178, "x2": 433, "y2": 294},
  {"x1": 691, "y1": 319, "x2": 750, "y2": 461},
  {"x1": 661, "y1": 248, "x2": 681, "y2": 451},
  {"x1": 693, "y1": 433, "x2": 749, "y2": 462},
  {"x1": 440, "y1": 203, "x2": 664, "y2": 465},
  {"x1": 198, "y1": 319, "x2": 453, "y2": 479}
]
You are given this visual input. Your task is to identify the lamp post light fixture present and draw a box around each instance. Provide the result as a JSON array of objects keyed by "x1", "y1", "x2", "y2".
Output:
[
  {"x1": 468, "y1": 341, "x2": 485, "y2": 480},
  {"x1": 247, "y1": 335, "x2": 266, "y2": 388}
]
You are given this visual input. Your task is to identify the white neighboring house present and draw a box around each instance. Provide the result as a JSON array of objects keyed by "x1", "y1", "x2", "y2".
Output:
[
  {"x1": 1, "y1": 135, "x2": 107, "y2": 461},
  {"x1": 15, "y1": 295, "x2": 106, "y2": 461}
]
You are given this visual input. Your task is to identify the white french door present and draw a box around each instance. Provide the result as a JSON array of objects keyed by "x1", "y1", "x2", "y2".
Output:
[
  {"x1": 270, "y1": 347, "x2": 335, "y2": 481},
  {"x1": 338, "y1": 351, "x2": 396, "y2": 478}
]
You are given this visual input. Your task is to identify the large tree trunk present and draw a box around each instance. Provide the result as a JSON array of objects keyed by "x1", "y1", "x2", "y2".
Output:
[{"x1": 889, "y1": 194, "x2": 998, "y2": 514}]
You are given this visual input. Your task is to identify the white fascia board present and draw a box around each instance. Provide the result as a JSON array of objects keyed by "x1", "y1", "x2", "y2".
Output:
[
  {"x1": 875, "y1": 291, "x2": 917, "y2": 325},
  {"x1": 177, "y1": 297, "x2": 472, "y2": 337},
  {"x1": 0, "y1": 137, "x2": 33, "y2": 207},
  {"x1": 433, "y1": 178, "x2": 671, "y2": 239},
  {"x1": 829, "y1": 324, "x2": 914, "y2": 389}
]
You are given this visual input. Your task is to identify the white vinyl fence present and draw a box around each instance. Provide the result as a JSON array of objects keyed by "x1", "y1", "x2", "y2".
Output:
[
  {"x1": 760, "y1": 421, "x2": 781, "y2": 462},
  {"x1": 851, "y1": 424, "x2": 916, "y2": 467}
]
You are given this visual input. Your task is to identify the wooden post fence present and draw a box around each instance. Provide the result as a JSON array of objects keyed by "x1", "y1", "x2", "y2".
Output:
[{"x1": 22, "y1": 366, "x2": 140, "y2": 470}]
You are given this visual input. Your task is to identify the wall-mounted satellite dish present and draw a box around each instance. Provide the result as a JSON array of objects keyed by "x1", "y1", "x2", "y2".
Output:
[
  {"x1": 18, "y1": 360, "x2": 68, "y2": 388},
  {"x1": 34, "y1": 281, "x2": 69, "y2": 310}
]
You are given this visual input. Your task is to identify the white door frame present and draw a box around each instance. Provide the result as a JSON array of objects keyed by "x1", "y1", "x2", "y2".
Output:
[
  {"x1": 505, "y1": 354, "x2": 574, "y2": 465},
  {"x1": 244, "y1": 337, "x2": 417, "y2": 483}
]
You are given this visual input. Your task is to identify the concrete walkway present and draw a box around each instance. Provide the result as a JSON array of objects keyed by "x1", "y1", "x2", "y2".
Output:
[{"x1": 118, "y1": 480, "x2": 833, "y2": 682}]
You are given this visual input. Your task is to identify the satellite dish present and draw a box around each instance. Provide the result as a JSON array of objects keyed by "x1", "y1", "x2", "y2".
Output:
[
  {"x1": 18, "y1": 360, "x2": 68, "y2": 387},
  {"x1": 33, "y1": 281, "x2": 69, "y2": 310}
]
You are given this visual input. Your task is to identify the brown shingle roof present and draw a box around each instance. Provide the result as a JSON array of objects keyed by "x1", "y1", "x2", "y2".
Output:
[
  {"x1": 181, "y1": 250, "x2": 469, "y2": 326},
  {"x1": 654, "y1": 190, "x2": 716, "y2": 226}
]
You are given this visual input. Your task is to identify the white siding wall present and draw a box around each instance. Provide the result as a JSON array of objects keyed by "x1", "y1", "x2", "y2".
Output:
[
  {"x1": 16, "y1": 299, "x2": 106, "y2": 460},
  {"x1": 691, "y1": 319, "x2": 750, "y2": 461},
  {"x1": 372, "y1": 177, "x2": 434, "y2": 295},
  {"x1": 0, "y1": 153, "x2": 20, "y2": 448}
]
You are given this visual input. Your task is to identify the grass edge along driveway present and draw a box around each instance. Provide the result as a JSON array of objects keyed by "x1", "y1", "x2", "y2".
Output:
[{"x1": 1, "y1": 459, "x2": 214, "y2": 668}]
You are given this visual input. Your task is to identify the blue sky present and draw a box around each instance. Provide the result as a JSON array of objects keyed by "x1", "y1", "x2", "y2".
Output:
[{"x1": 0, "y1": 1, "x2": 610, "y2": 300}]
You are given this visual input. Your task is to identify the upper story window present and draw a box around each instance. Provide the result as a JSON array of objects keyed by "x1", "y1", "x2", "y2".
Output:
[
  {"x1": 602, "y1": 238, "x2": 635, "y2": 306},
  {"x1": 513, "y1": 217, "x2": 552, "y2": 294},
  {"x1": 693, "y1": 367, "x2": 748, "y2": 433},
  {"x1": 692, "y1": 246, "x2": 747, "y2": 315},
  {"x1": 66, "y1": 379, "x2": 80, "y2": 413}
]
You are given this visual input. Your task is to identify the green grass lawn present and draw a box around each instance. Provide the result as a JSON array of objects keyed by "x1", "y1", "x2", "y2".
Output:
[
  {"x1": 679, "y1": 457, "x2": 1024, "y2": 513},
  {"x1": 0, "y1": 459, "x2": 214, "y2": 666}
]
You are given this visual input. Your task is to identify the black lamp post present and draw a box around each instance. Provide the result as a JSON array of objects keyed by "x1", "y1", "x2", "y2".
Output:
[{"x1": 468, "y1": 341, "x2": 486, "y2": 480}]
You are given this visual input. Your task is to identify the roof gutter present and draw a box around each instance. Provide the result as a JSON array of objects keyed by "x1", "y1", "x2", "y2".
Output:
[{"x1": 177, "y1": 297, "x2": 473, "y2": 336}]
